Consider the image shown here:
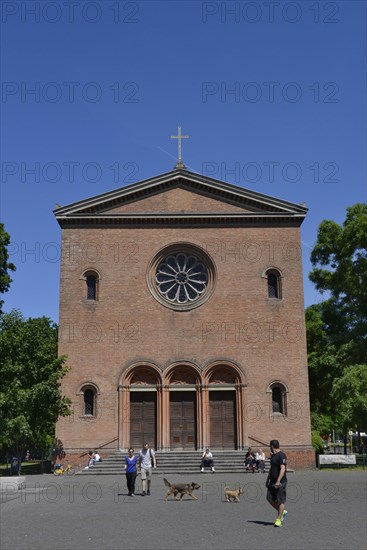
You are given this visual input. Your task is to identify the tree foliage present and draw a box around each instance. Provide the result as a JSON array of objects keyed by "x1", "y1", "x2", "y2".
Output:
[
  {"x1": 0, "y1": 224, "x2": 16, "y2": 314},
  {"x1": 0, "y1": 310, "x2": 71, "y2": 455},
  {"x1": 309, "y1": 203, "x2": 367, "y2": 358},
  {"x1": 307, "y1": 203, "x2": 367, "y2": 434},
  {"x1": 330, "y1": 365, "x2": 367, "y2": 433},
  {"x1": 311, "y1": 430, "x2": 325, "y2": 454}
]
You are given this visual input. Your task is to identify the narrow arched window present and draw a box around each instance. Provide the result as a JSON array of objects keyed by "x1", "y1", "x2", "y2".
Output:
[
  {"x1": 82, "y1": 270, "x2": 100, "y2": 301},
  {"x1": 84, "y1": 388, "x2": 95, "y2": 416},
  {"x1": 266, "y1": 269, "x2": 282, "y2": 299},
  {"x1": 87, "y1": 275, "x2": 97, "y2": 300},
  {"x1": 272, "y1": 387, "x2": 283, "y2": 413},
  {"x1": 271, "y1": 384, "x2": 287, "y2": 415}
]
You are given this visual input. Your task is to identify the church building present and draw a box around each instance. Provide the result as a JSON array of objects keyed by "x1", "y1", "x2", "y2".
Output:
[{"x1": 55, "y1": 162, "x2": 314, "y2": 468}]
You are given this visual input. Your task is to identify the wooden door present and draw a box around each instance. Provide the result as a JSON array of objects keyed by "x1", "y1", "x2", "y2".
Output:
[
  {"x1": 130, "y1": 392, "x2": 157, "y2": 449},
  {"x1": 170, "y1": 392, "x2": 197, "y2": 449},
  {"x1": 209, "y1": 391, "x2": 237, "y2": 449}
]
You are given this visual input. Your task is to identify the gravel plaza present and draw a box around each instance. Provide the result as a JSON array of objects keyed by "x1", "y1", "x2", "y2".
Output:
[{"x1": 1, "y1": 470, "x2": 366, "y2": 550}]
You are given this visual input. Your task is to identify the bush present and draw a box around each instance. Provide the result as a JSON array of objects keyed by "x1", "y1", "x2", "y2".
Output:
[{"x1": 312, "y1": 431, "x2": 324, "y2": 454}]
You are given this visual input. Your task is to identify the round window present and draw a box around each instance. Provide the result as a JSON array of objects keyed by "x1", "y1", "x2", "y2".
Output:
[{"x1": 147, "y1": 243, "x2": 216, "y2": 311}]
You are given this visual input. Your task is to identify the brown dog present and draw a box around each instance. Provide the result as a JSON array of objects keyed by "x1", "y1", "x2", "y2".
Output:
[
  {"x1": 163, "y1": 478, "x2": 201, "y2": 501},
  {"x1": 224, "y1": 486, "x2": 244, "y2": 502}
]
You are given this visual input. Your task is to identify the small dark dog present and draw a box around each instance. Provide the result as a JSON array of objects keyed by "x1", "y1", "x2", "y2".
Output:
[
  {"x1": 224, "y1": 486, "x2": 244, "y2": 502},
  {"x1": 163, "y1": 478, "x2": 201, "y2": 501}
]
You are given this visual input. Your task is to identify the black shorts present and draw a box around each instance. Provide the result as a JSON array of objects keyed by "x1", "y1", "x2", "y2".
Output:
[{"x1": 267, "y1": 482, "x2": 287, "y2": 504}]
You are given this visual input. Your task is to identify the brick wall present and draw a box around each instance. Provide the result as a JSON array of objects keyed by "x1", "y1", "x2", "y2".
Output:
[{"x1": 56, "y1": 184, "x2": 311, "y2": 464}]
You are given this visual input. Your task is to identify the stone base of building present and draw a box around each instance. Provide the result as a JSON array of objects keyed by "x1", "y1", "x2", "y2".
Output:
[{"x1": 281, "y1": 446, "x2": 316, "y2": 469}]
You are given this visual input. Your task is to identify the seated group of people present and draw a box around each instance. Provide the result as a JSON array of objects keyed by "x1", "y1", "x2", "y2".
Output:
[
  {"x1": 244, "y1": 447, "x2": 266, "y2": 473},
  {"x1": 200, "y1": 447, "x2": 266, "y2": 473}
]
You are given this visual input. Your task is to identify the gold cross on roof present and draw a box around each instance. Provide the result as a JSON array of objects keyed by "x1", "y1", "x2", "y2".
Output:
[{"x1": 170, "y1": 126, "x2": 189, "y2": 169}]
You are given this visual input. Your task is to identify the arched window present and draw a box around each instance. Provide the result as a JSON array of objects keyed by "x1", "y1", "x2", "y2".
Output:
[
  {"x1": 84, "y1": 388, "x2": 96, "y2": 416},
  {"x1": 266, "y1": 269, "x2": 282, "y2": 299},
  {"x1": 271, "y1": 384, "x2": 287, "y2": 415},
  {"x1": 147, "y1": 243, "x2": 216, "y2": 311},
  {"x1": 81, "y1": 270, "x2": 100, "y2": 301},
  {"x1": 87, "y1": 274, "x2": 97, "y2": 300}
]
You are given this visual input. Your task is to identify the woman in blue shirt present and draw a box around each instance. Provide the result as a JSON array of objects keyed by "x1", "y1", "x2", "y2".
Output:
[{"x1": 124, "y1": 448, "x2": 139, "y2": 496}]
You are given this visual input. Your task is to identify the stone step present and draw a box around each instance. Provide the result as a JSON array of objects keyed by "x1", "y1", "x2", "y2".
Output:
[
  {"x1": 94, "y1": 463, "x2": 250, "y2": 468},
  {"x1": 76, "y1": 450, "x2": 271, "y2": 475},
  {"x1": 101, "y1": 456, "x2": 254, "y2": 464},
  {"x1": 89, "y1": 465, "x2": 252, "y2": 470},
  {"x1": 77, "y1": 473, "x2": 265, "y2": 476},
  {"x1": 77, "y1": 466, "x2": 262, "y2": 470},
  {"x1": 77, "y1": 468, "x2": 266, "y2": 475},
  {"x1": 101, "y1": 452, "x2": 256, "y2": 460}
]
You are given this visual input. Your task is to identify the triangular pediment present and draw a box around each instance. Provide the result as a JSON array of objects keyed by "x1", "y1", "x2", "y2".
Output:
[
  {"x1": 104, "y1": 186, "x2": 253, "y2": 214},
  {"x1": 54, "y1": 169, "x2": 307, "y2": 227}
]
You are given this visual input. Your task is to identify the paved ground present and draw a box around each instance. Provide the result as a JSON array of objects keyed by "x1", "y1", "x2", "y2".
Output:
[{"x1": 1, "y1": 470, "x2": 366, "y2": 550}]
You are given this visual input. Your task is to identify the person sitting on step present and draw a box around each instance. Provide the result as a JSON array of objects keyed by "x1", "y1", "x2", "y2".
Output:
[
  {"x1": 255, "y1": 448, "x2": 266, "y2": 473},
  {"x1": 244, "y1": 447, "x2": 256, "y2": 473},
  {"x1": 201, "y1": 448, "x2": 215, "y2": 472},
  {"x1": 93, "y1": 451, "x2": 102, "y2": 464},
  {"x1": 84, "y1": 450, "x2": 94, "y2": 469}
]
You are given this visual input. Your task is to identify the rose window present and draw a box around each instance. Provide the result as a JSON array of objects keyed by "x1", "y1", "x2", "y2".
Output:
[
  {"x1": 147, "y1": 243, "x2": 216, "y2": 311},
  {"x1": 155, "y1": 253, "x2": 208, "y2": 304}
]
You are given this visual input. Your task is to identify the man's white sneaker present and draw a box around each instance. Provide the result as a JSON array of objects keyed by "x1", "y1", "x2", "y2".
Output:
[
  {"x1": 212, "y1": 467, "x2": 215, "y2": 472},
  {"x1": 201, "y1": 468, "x2": 204, "y2": 472}
]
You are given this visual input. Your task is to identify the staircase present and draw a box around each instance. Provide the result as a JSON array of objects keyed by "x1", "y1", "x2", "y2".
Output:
[{"x1": 76, "y1": 450, "x2": 270, "y2": 475}]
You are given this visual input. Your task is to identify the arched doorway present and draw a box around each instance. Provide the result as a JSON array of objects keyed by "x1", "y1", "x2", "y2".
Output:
[
  {"x1": 165, "y1": 364, "x2": 201, "y2": 450},
  {"x1": 203, "y1": 363, "x2": 246, "y2": 450},
  {"x1": 130, "y1": 391, "x2": 157, "y2": 450},
  {"x1": 119, "y1": 360, "x2": 246, "y2": 451},
  {"x1": 119, "y1": 364, "x2": 162, "y2": 451},
  {"x1": 170, "y1": 391, "x2": 197, "y2": 449}
]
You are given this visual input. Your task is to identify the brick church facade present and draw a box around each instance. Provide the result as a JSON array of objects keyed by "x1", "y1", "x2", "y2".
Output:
[{"x1": 55, "y1": 168, "x2": 314, "y2": 468}]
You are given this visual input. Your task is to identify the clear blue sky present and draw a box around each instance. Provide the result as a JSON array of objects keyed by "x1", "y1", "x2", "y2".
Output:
[{"x1": 1, "y1": 0, "x2": 366, "y2": 322}]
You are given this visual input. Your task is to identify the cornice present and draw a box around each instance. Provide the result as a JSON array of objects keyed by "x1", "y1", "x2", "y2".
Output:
[
  {"x1": 57, "y1": 212, "x2": 305, "y2": 228},
  {"x1": 54, "y1": 168, "x2": 308, "y2": 228}
]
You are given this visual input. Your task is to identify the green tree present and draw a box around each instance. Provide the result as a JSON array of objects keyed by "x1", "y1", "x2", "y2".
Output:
[
  {"x1": 330, "y1": 365, "x2": 367, "y2": 434},
  {"x1": 306, "y1": 304, "x2": 354, "y2": 417},
  {"x1": 309, "y1": 203, "x2": 367, "y2": 360},
  {"x1": 0, "y1": 310, "x2": 71, "y2": 456},
  {"x1": 307, "y1": 203, "x2": 367, "y2": 435},
  {"x1": 0, "y1": 224, "x2": 16, "y2": 315},
  {"x1": 311, "y1": 430, "x2": 325, "y2": 454}
]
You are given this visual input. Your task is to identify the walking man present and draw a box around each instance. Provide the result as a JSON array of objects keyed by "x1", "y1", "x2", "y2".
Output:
[
  {"x1": 139, "y1": 442, "x2": 156, "y2": 496},
  {"x1": 266, "y1": 439, "x2": 287, "y2": 527}
]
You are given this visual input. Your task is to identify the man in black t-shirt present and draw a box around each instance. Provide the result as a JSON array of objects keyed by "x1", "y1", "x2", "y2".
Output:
[{"x1": 266, "y1": 439, "x2": 287, "y2": 527}]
